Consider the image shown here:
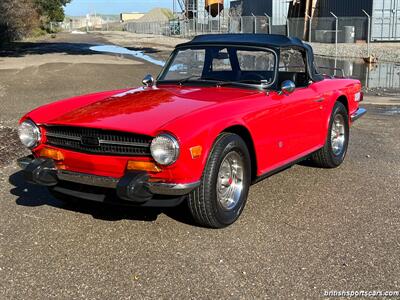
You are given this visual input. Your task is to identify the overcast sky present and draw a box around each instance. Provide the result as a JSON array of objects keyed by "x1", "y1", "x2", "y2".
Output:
[{"x1": 65, "y1": 0, "x2": 173, "y2": 16}]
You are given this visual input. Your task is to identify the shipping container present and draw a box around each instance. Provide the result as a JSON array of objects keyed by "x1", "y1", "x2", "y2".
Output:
[
  {"x1": 314, "y1": 0, "x2": 400, "y2": 41},
  {"x1": 317, "y1": 0, "x2": 373, "y2": 17},
  {"x1": 239, "y1": 0, "x2": 288, "y2": 24},
  {"x1": 371, "y1": 0, "x2": 400, "y2": 41},
  {"x1": 236, "y1": 0, "x2": 288, "y2": 34},
  {"x1": 240, "y1": 0, "x2": 272, "y2": 16}
]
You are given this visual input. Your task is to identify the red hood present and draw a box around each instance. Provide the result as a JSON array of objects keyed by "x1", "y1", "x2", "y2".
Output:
[{"x1": 27, "y1": 85, "x2": 258, "y2": 136}]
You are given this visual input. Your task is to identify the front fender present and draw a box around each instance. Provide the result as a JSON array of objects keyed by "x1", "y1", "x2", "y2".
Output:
[{"x1": 153, "y1": 105, "x2": 255, "y2": 184}]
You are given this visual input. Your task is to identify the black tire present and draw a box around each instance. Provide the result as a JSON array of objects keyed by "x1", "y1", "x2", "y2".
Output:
[
  {"x1": 311, "y1": 102, "x2": 349, "y2": 168},
  {"x1": 188, "y1": 133, "x2": 251, "y2": 228}
]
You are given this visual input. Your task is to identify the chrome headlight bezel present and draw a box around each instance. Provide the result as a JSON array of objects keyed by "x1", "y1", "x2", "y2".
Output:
[
  {"x1": 18, "y1": 119, "x2": 41, "y2": 149},
  {"x1": 150, "y1": 133, "x2": 180, "y2": 166}
]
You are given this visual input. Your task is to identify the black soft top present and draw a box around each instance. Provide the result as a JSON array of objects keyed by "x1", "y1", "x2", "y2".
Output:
[
  {"x1": 177, "y1": 34, "x2": 324, "y2": 82},
  {"x1": 178, "y1": 33, "x2": 306, "y2": 48}
]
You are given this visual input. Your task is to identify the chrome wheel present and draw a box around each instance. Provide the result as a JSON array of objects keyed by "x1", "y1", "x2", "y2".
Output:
[
  {"x1": 331, "y1": 114, "x2": 346, "y2": 156},
  {"x1": 217, "y1": 151, "x2": 244, "y2": 210}
]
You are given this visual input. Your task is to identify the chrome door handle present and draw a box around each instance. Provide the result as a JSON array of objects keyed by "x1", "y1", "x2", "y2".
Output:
[{"x1": 314, "y1": 98, "x2": 325, "y2": 103}]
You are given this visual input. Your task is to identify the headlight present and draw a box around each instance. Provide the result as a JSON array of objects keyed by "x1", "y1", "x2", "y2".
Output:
[
  {"x1": 150, "y1": 134, "x2": 179, "y2": 165},
  {"x1": 18, "y1": 120, "x2": 41, "y2": 149}
]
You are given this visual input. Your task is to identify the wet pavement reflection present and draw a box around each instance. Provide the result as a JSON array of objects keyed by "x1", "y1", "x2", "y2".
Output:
[{"x1": 315, "y1": 56, "x2": 400, "y2": 91}]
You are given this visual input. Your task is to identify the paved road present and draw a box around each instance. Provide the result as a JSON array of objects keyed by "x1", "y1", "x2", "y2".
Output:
[{"x1": 0, "y1": 33, "x2": 399, "y2": 299}]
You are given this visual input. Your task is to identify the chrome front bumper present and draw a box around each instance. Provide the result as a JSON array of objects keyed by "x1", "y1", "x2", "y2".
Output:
[
  {"x1": 57, "y1": 170, "x2": 200, "y2": 196},
  {"x1": 17, "y1": 156, "x2": 199, "y2": 197},
  {"x1": 351, "y1": 107, "x2": 367, "y2": 122}
]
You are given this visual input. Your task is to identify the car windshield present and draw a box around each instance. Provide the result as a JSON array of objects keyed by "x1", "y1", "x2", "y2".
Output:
[{"x1": 158, "y1": 46, "x2": 277, "y2": 88}]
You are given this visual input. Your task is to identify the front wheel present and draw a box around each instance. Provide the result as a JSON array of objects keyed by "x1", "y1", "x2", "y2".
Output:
[
  {"x1": 188, "y1": 133, "x2": 251, "y2": 228},
  {"x1": 311, "y1": 101, "x2": 349, "y2": 168}
]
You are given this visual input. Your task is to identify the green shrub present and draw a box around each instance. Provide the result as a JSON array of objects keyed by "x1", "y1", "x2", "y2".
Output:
[{"x1": 30, "y1": 27, "x2": 48, "y2": 38}]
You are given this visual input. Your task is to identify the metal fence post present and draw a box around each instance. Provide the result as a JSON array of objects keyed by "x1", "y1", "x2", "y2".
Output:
[
  {"x1": 330, "y1": 12, "x2": 338, "y2": 67},
  {"x1": 284, "y1": 16, "x2": 290, "y2": 36},
  {"x1": 218, "y1": 2, "x2": 221, "y2": 33},
  {"x1": 306, "y1": 14, "x2": 312, "y2": 42},
  {"x1": 362, "y1": 9, "x2": 371, "y2": 57},
  {"x1": 252, "y1": 13, "x2": 256, "y2": 33},
  {"x1": 264, "y1": 13, "x2": 271, "y2": 34}
]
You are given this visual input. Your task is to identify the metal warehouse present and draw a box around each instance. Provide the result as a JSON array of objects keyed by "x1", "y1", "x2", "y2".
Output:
[
  {"x1": 234, "y1": 0, "x2": 400, "y2": 41},
  {"x1": 316, "y1": 0, "x2": 400, "y2": 41}
]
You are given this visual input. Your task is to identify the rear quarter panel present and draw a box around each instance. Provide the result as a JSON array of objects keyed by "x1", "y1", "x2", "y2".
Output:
[{"x1": 312, "y1": 78, "x2": 361, "y2": 138}]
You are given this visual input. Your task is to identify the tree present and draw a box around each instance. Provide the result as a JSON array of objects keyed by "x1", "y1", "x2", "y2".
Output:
[
  {"x1": 0, "y1": 0, "x2": 40, "y2": 43},
  {"x1": 0, "y1": 0, "x2": 71, "y2": 44},
  {"x1": 34, "y1": 0, "x2": 72, "y2": 22}
]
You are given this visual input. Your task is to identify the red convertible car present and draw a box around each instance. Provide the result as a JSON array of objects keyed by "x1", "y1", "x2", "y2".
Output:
[{"x1": 17, "y1": 34, "x2": 366, "y2": 228}]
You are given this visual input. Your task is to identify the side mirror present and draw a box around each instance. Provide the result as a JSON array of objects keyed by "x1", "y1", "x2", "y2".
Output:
[
  {"x1": 142, "y1": 74, "x2": 154, "y2": 87},
  {"x1": 280, "y1": 80, "x2": 296, "y2": 95}
]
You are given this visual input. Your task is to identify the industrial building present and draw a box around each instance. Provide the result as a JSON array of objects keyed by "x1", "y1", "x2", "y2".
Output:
[
  {"x1": 172, "y1": 0, "x2": 400, "y2": 41},
  {"x1": 173, "y1": 0, "x2": 225, "y2": 21},
  {"x1": 233, "y1": 0, "x2": 400, "y2": 41},
  {"x1": 314, "y1": 0, "x2": 400, "y2": 41}
]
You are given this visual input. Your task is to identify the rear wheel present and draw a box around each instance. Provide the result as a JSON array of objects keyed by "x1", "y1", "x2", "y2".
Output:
[
  {"x1": 311, "y1": 102, "x2": 349, "y2": 168},
  {"x1": 188, "y1": 133, "x2": 251, "y2": 228}
]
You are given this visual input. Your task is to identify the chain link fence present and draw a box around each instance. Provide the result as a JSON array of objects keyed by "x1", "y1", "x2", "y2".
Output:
[
  {"x1": 63, "y1": 17, "x2": 124, "y2": 32},
  {"x1": 123, "y1": 15, "x2": 373, "y2": 44}
]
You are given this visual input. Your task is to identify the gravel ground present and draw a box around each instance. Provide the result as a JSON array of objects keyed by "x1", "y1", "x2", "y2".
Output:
[
  {"x1": 1, "y1": 105, "x2": 399, "y2": 299},
  {"x1": 310, "y1": 42, "x2": 400, "y2": 62},
  {"x1": 0, "y1": 33, "x2": 399, "y2": 299}
]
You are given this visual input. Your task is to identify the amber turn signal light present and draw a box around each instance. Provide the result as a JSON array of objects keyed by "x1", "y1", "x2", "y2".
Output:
[
  {"x1": 190, "y1": 145, "x2": 202, "y2": 159},
  {"x1": 39, "y1": 147, "x2": 64, "y2": 161},
  {"x1": 127, "y1": 161, "x2": 161, "y2": 173}
]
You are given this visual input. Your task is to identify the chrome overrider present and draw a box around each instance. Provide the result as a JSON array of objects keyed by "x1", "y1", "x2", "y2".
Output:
[
  {"x1": 17, "y1": 156, "x2": 200, "y2": 197},
  {"x1": 350, "y1": 107, "x2": 367, "y2": 122}
]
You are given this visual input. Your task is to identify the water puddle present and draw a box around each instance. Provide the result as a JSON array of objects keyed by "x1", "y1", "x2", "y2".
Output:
[
  {"x1": 315, "y1": 56, "x2": 400, "y2": 91},
  {"x1": 378, "y1": 107, "x2": 400, "y2": 115},
  {"x1": 89, "y1": 45, "x2": 165, "y2": 66},
  {"x1": 364, "y1": 105, "x2": 400, "y2": 116},
  {"x1": 71, "y1": 30, "x2": 87, "y2": 35}
]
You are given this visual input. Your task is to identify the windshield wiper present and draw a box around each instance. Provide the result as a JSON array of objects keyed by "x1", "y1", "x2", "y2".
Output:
[
  {"x1": 216, "y1": 79, "x2": 271, "y2": 88},
  {"x1": 178, "y1": 75, "x2": 203, "y2": 85}
]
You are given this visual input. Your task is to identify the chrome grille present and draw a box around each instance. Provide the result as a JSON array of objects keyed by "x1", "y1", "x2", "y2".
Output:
[{"x1": 44, "y1": 126, "x2": 152, "y2": 156}]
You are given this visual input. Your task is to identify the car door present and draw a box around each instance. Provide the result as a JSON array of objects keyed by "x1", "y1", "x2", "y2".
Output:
[{"x1": 275, "y1": 49, "x2": 325, "y2": 164}]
